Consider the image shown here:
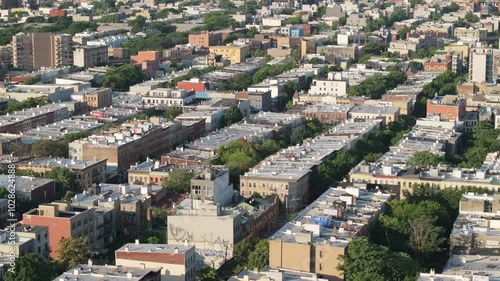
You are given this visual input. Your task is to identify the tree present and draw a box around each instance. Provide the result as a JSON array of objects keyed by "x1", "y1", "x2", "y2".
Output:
[
  {"x1": 128, "y1": 15, "x2": 147, "y2": 33},
  {"x1": 152, "y1": 206, "x2": 169, "y2": 228},
  {"x1": 408, "y1": 151, "x2": 444, "y2": 166},
  {"x1": 464, "y1": 11, "x2": 479, "y2": 23},
  {"x1": 338, "y1": 238, "x2": 417, "y2": 281},
  {"x1": 133, "y1": 179, "x2": 144, "y2": 185},
  {"x1": 57, "y1": 237, "x2": 92, "y2": 268},
  {"x1": 408, "y1": 61, "x2": 424, "y2": 71},
  {"x1": 46, "y1": 167, "x2": 78, "y2": 192},
  {"x1": 308, "y1": 57, "x2": 323, "y2": 64},
  {"x1": 98, "y1": 64, "x2": 149, "y2": 91},
  {"x1": 291, "y1": 128, "x2": 306, "y2": 145},
  {"x1": 246, "y1": 240, "x2": 269, "y2": 269},
  {"x1": 31, "y1": 140, "x2": 68, "y2": 157},
  {"x1": 63, "y1": 131, "x2": 91, "y2": 144},
  {"x1": 4, "y1": 253, "x2": 53, "y2": 281},
  {"x1": 24, "y1": 76, "x2": 41, "y2": 85},
  {"x1": 221, "y1": 106, "x2": 244, "y2": 127},
  {"x1": 196, "y1": 267, "x2": 219, "y2": 281},
  {"x1": 61, "y1": 191, "x2": 74, "y2": 202},
  {"x1": 161, "y1": 169, "x2": 193, "y2": 193}
]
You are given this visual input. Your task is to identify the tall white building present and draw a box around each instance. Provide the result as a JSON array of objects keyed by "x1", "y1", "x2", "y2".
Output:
[{"x1": 469, "y1": 46, "x2": 493, "y2": 83}]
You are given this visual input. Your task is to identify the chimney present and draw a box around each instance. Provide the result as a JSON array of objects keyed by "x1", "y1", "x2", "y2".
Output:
[
  {"x1": 174, "y1": 247, "x2": 179, "y2": 254},
  {"x1": 135, "y1": 239, "x2": 140, "y2": 245},
  {"x1": 88, "y1": 259, "x2": 93, "y2": 267}
]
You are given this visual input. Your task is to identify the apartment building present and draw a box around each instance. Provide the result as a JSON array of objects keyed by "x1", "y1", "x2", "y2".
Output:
[
  {"x1": 17, "y1": 158, "x2": 107, "y2": 190},
  {"x1": 143, "y1": 88, "x2": 195, "y2": 107},
  {"x1": 209, "y1": 44, "x2": 251, "y2": 64},
  {"x1": 73, "y1": 45, "x2": 109, "y2": 68},
  {"x1": 190, "y1": 167, "x2": 234, "y2": 206},
  {"x1": 127, "y1": 159, "x2": 171, "y2": 185},
  {"x1": 116, "y1": 242, "x2": 195, "y2": 281},
  {"x1": 348, "y1": 105, "x2": 400, "y2": 125},
  {"x1": 167, "y1": 202, "x2": 244, "y2": 269},
  {"x1": 0, "y1": 102, "x2": 72, "y2": 134},
  {"x1": 56, "y1": 262, "x2": 162, "y2": 281},
  {"x1": 418, "y1": 249, "x2": 500, "y2": 280},
  {"x1": 74, "y1": 183, "x2": 158, "y2": 238},
  {"x1": 454, "y1": 27, "x2": 487, "y2": 41},
  {"x1": 240, "y1": 119, "x2": 382, "y2": 211},
  {"x1": 290, "y1": 104, "x2": 352, "y2": 124},
  {"x1": 450, "y1": 193, "x2": 500, "y2": 250},
  {"x1": 0, "y1": 175, "x2": 55, "y2": 203},
  {"x1": 268, "y1": 185, "x2": 392, "y2": 281},
  {"x1": 387, "y1": 40, "x2": 419, "y2": 57},
  {"x1": 69, "y1": 120, "x2": 183, "y2": 175},
  {"x1": 0, "y1": 84, "x2": 74, "y2": 103},
  {"x1": 426, "y1": 95, "x2": 466, "y2": 121},
  {"x1": 469, "y1": 46, "x2": 494, "y2": 83},
  {"x1": 230, "y1": 267, "x2": 328, "y2": 281},
  {"x1": 12, "y1": 33, "x2": 73, "y2": 71},
  {"x1": 424, "y1": 57, "x2": 452, "y2": 72},
  {"x1": 82, "y1": 87, "x2": 112, "y2": 110},
  {"x1": 308, "y1": 76, "x2": 349, "y2": 97},
  {"x1": 0, "y1": 224, "x2": 49, "y2": 259},
  {"x1": 316, "y1": 45, "x2": 362, "y2": 61},
  {"x1": 189, "y1": 31, "x2": 223, "y2": 47},
  {"x1": 131, "y1": 51, "x2": 160, "y2": 77},
  {"x1": 23, "y1": 203, "x2": 94, "y2": 258},
  {"x1": 350, "y1": 152, "x2": 500, "y2": 197}
]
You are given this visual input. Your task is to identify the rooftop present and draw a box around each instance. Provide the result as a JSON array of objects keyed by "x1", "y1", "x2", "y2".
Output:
[
  {"x1": 19, "y1": 158, "x2": 105, "y2": 170},
  {"x1": 54, "y1": 263, "x2": 162, "y2": 281},
  {"x1": 116, "y1": 242, "x2": 194, "y2": 254},
  {"x1": 349, "y1": 104, "x2": 400, "y2": 115},
  {"x1": 269, "y1": 185, "x2": 392, "y2": 247},
  {"x1": 0, "y1": 175, "x2": 54, "y2": 193}
]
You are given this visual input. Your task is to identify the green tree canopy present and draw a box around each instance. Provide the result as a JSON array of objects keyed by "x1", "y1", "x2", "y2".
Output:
[
  {"x1": 57, "y1": 237, "x2": 92, "y2": 268},
  {"x1": 98, "y1": 64, "x2": 149, "y2": 91},
  {"x1": 221, "y1": 106, "x2": 244, "y2": 128},
  {"x1": 407, "y1": 151, "x2": 444, "y2": 166},
  {"x1": 164, "y1": 107, "x2": 182, "y2": 119},
  {"x1": 4, "y1": 253, "x2": 53, "y2": 281},
  {"x1": 31, "y1": 140, "x2": 68, "y2": 158},
  {"x1": 24, "y1": 76, "x2": 41, "y2": 85},
  {"x1": 161, "y1": 169, "x2": 194, "y2": 193},
  {"x1": 338, "y1": 237, "x2": 418, "y2": 281},
  {"x1": 246, "y1": 240, "x2": 269, "y2": 269},
  {"x1": 46, "y1": 167, "x2": 78, "y2": 192}
]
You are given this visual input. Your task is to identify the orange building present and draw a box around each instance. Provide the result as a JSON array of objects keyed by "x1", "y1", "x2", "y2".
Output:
[
  {"x1": 49, "y1": 9, "x2": 66, "y2": 17},
  {"x1": 426, "y1": 95, "x2": 466, "y2": 121},
  {"x1": 130, "y1": 51, "x2": 159, "y2": 77},
  {"x1": 424, "y1": 55, "x2": 452, "y2": 72}
]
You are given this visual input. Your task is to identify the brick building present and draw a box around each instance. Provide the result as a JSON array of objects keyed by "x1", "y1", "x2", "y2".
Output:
[
  {"x1": 188, "y1": 31, "x2": 223, "y2": 48},
  {"x1": 23, "y1": 203, "x2": 94, "y2": 258},
  {"x1": 116, "y1": 242, "x2": 196, "y2": 281},
  {"x1": 426, "y1": 95, "x2": 466, "y2": 121},
  {"x1": 69, "y1": 120, "x2": 183, "y2": 175},
  {"x1": 82, "y1": 88, "x2": 112, "y2": 110},
  {"x1": 424, "y1": 56, "x2": 452, "y2": 72}
]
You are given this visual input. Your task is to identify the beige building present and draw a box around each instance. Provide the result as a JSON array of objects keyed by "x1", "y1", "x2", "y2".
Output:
[
  {"x1": 17, "y1": 158, "x2": 107, "y2": 190},
  {"x1": 167, "y1": 201, "x2": 244, "y2": 269},
  {"x1": 469, "y1": 46, "x2": 494, "y2": 84},
  {"x1": 450, "y1": 193, "x2": 500, "y2": 250},
  {"x1": 348, "y1": 105, "x2": 400, "y2": 126},
  {"x1": 73, "y1": 45, "x2": 109, "y2": 68},
  {"x1": 454, "y1": 27, "x2": 487, "y2": 41},
  {"x1": 387, "y1": 40, "x2": 419, "y2": 57},
  {"x1": 209, "y1": 44, "x2": 251, "y2": 64},
  {"x1": 12, "y1": 33, "x2": 73, "y2": 71},
  {"x1": 268, "y1": 185, "x2": 392, "y2": 281},
  {"x1": 0, "y1": 224, "x2": 49, "y2": 259}
]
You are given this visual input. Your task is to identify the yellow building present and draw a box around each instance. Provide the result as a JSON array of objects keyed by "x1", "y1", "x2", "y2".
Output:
[
  {"x1": 445, "y1": 44, "x2": 470, "y2": 61},
  {"x1": 209, "y1": 44, "x2": 251, "y2": 64}
]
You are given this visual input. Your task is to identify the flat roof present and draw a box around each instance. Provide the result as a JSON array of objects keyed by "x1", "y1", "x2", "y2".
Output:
[
  {"x1": 116, "y1": 243, "x2": 193, "y2": 254},
  {"x1": 19, "y1": 158, "x2": 105, "y2": 170},
  {"x1": 54, "y1": 264, "x2": 162, "y2": 281}
]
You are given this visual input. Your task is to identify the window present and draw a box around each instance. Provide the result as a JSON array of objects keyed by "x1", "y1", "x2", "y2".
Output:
[
  {"x1": 319, "y1": 251, "x2": 323, "y2": 258},
  {"x1": 319, "y1": 263, "x2": 323, "y2": 271}
]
